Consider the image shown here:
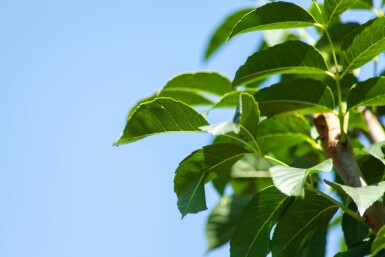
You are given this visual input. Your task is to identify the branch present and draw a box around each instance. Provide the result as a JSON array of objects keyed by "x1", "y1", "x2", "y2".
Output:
[
  {"x1": 360, "y1": 107, "x2": 385, "y2": 143},
  {"x1": 313, "y1": 113, "x2": 385, "y2": 233}
]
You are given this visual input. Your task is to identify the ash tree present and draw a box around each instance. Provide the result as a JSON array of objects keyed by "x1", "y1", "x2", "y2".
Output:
[{"x1": 115, "y1": 0, "x2": 385, "y2": 256}]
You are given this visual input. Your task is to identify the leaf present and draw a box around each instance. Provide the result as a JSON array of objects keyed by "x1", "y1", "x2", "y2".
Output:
[
  {"x1": 230, "y1": 186, "x2": 293, "y2": 257},
  {"x1": 342, "y1": 202, "x2": 370, "y2": 248},
  {"x1": 316, "y1": 22, "x2": 360, "y2": 52},
  {"x1": 335, "y1": 240, "x2": 372, "y2": 257},
  {"x1": 364, "y1": 141, "x2": 385, "y2": 166},
  {"x1": 347, "y1": 77, "x2": 385, "y2": 111},
  {"x1": 174, "y1": 143, "x2": 249, "y2": 218},
  {"x1": 256, "y1": 113, "x2": 315, "y2": 154},
  {"x1": 127, "y1": 72, "x2": 232, "y2": 115},
  {"x1": 269, "y1": 159, "x2": 333, "y2": 197},
  {"x1": 206, "y1": 195, "x2": 252, "y2": 251},
  {"x1": 341, "y1": 17, "x2": 385, "y2": 72},
  {"x1": 201, "y1": 93, "x2": 260, "y2": 140},
  {"x1": 271, "y1": 192, "x2": 338, "y2": 257},
  {"x1": 371, "y1": 226, "x2": 385, "y2": 256},
  {"x1": 204, "y1": 8, "x2": 253, "y2": 60},
  {"x1": 324, "y1": 0, "x2": 359, "y2": 24},
  {"x1": 254, "y1": 78, "x2": 335, "y2": 116},
  {"x1": 325, "y1": 180, "x2": 385, "y2": 216},
  {"x1": 355, "y1": 149, "x2": 385, "y2": 184},
  {"x1": 297, "y1": 227, "x2": 328, "y2": 257},
  {"x1": 114, "y1": 98, "x2": 209, "y2": 145},
  {"x1": 229, "y1": 2, "x2": 316, "y2": 39},
  {"x1": 233, "y1": 41, "x2": 328, "y2": 87},
  {"x1": 237, "y1": 93, "x2": 260, "y2": 139},
  {"x1": 210, "y1": 88, "x2": 258, "y2": 109}
]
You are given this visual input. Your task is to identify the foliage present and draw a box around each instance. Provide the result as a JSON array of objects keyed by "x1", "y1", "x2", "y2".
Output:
[{"x1": 116, "y1": 0, "x2": 385, "y2": 256}]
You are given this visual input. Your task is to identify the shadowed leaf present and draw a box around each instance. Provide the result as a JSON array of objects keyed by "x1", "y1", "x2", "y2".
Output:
[
  {"x1": 230, "y1": 186, "x2": 293, "y2": 257},
  {"x1": 174, "y1": 143, "x2": 249, "y2": 217}
]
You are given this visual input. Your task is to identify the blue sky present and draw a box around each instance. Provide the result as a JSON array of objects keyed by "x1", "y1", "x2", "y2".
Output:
[
  {"x1": 0, "y1": 0, "x2": 380, "y2": 257},
  {"x1": 0, "y1": 1, "x2": 261, "y2": 257}
]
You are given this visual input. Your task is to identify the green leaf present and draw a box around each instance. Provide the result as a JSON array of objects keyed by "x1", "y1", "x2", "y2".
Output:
[
  {"x1": 204, "y1": 8, "x2": 253, "y2": 60},
  {"x1": 114, "y1": 98, "x2": 208, "y2": 145},
  {"x1": 201, "y1": 93, "x2": 260, "y2": 140},
  {"x1": 371, "y1": 226, "x2": 385, "y2": 256},
  {"x1": 163, "y1": 72, "x2": 232, "y2": 96},
  {"x1": 174, "y1": 143, "x2": 249, "y2": 218},
  {"x1": 256, "y1": 113, "x2": 315, "y2": 154},
  {"x1": 206, "y1": 195, "x2": 252, "y2": 251},
  {"x1": 335, "y1": 240, "x2": 372, "y2": 257},
  {"x1": 342, "y1": 202, "x2": 370, "y2": 248},
  {"x1": 237, "y1": 93, "x2": 260, "y2": 139},
  {"x1": 324, "y1": 0, "x2": 359, "y2": 24},
  {"x1": 355, "y1": 149, "x2": 385, "y2": 184},
  {"x1": 128, "y1": 72, "x2": 232, "y2": 115},
  {"x1": 211, "y1": 88, "x2": 258, "y2": 109},
  {"x1": 254, "y1": 78, "x2": 335, "y2": 116},
  {"x1": 233, "y1": 41, "x2": 328, "y2": 87},
  {"x1": 341, "y1": 17, "x2": 385, "y2": 72},
  {"x1": 325, "y1": 180, "x2": 385, "y2": 216},
  {"x1": 271, "y1": 192, "x2": 338, "y2": 257},
  {"x1": 347, "y1": 77, "x2": 385, "y2": 111},
  {"x1": 230, "y1": 186, "x2": 293, "y2": 257},
  {"x1": 364, "y1": 141, "x2": 385, "y2": 166},
  {"x1": 269, "y1": 159, "x2": 333, "y2": 197},
  {"x1": 316, "y1": 22, "x2": 360, "y2": 52},
  {"x1": 229, "y1": 2, "x2": 316, "y2": 39}
]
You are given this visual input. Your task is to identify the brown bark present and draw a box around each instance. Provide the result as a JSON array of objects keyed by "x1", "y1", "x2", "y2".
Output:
[
  {"x1": 313, "y1": 113, "x2": 385, "y2": 233},
  {"x1": 360, "y1": 107, "x2": 385, "y2": 143}
]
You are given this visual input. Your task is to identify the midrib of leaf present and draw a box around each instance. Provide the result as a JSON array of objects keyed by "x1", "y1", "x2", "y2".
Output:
[
  {"x1": 182, "y1": 153, "x2": 251, "y2": 215},
  {"x1": 275, "y1": 205, "x2": 337, "y2": 257},
  {"x1": 342, "y1": 37, "x2": 385, "y2": 77},
  {"x1": 236, "y1": 67, "x2": 326, "y2": 83},
  {"x1": 258, "y1": 99, "x2": 333, "y2": 111},
  {"x1": 244, "y1": 197, "x2": 289, "y2": 257},
  {"x1": 239, "y1": 124, "x2": 261, "y2": 153},
  {"x1": 349, "y1": 94, "x2": 385, "y2": 110},
  {"x1": 327, "y1": 0, "x2": 346, "y2": 24}
]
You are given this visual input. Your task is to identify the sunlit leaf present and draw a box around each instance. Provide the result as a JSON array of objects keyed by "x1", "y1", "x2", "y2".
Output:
[
  {"x1": 254, "y1": 78, "x2": 335, "y2": 116},
  {"x1": 206, "y1": 195, "x2": 252, "y2": 251},
  {"x1": 271, "y1": 192, "x2": 338, "y2": 257},
  {"x1": 341, "y1": 17, "x2": 385, "y2": 72},
  {"x1": 324, "y1": 0, "x2": 359, "y2": 24},
  {"x1": 230, "y1": 186, "x2": 293, "y2": 257},
  {"x1": 210, "y1": 88, "x2": 258, "y2": 109},
  {"x1": 201, "y1": 93, "x2": 259, "y2": 141},
  {"x1": 114, "y1": 98, "x2": 208, "y2": 145},
  {"x1": 325, "y1": 180, "x2": 385, "y2": 216},
  {"x1": 347, "y1": 77, "x2": 385, "y2": 111},
  {"x1": 229, "y1": 2, "x2": 316, "y2": 39},
  {"x1": 233, "y1": 41, "x2": 328, "y2": 87},
  {"x1": 269, "y1": 159, "x2": 333, "y2": 197},
  {"x1": 205, "y1": 8, "x2": 253, "y2": 59},
  {"x1": 364, "y1": 141, "x2": 385, "y2": 165},
  {"x1": 174, "y1": 143, "x2": 249, "y2": 218}
]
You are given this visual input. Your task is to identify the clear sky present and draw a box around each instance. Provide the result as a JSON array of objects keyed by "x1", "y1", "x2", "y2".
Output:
[
  {"x1": 0, "y1": 1, "x2": 261, "y2": 257},
  {"x1": 0, "y1": 1, "x2": 379, "y2": 257}
]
